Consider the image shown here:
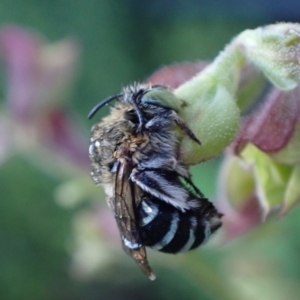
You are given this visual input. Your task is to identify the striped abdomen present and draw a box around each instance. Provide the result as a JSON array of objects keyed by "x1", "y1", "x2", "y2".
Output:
[{"x1": 137, "y1": 195, "x2": 222, "y2": 254}]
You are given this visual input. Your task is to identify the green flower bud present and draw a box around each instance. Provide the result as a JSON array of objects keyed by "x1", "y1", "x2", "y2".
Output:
[
  {"x1": 170, "y1": 23, "x2": 300, "y2": 165},
  {"x1": 237, "y1": 23, "x2": 300, "y2": 90},
  {"x1": 174, "y1": 47, "x2": 243, "y2": 164}
]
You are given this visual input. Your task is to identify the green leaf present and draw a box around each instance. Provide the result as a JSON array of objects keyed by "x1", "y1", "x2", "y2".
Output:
[
  {"x1": 281, "y1": 164, "x2": 300, "y2": 217},
  {"x1": 241, "y1": 144, "x2": 293, "y2": 218}
]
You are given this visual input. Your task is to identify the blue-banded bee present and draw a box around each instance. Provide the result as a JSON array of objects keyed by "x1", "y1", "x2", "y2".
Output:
[{"x1": 88, "y1": 84, "x2": 222, "y2": 280}]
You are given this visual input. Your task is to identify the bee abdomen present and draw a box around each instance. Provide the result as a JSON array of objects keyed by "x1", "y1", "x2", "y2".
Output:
[{"x1": 137, "y1": 196, "x2": 221, "y2": 254}]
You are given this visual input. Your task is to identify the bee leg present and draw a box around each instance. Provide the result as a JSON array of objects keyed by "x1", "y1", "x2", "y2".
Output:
[
  {"x1": 138, "y1": 155, "x2": 177, "y2": 170},
  {"x1": 172, "y1": 111, "x2": 202, "y2": 145},
  {"x1": 132, "y1": 89, "x2": 146, "y2": 133},
  {"x1": 145, "y1": 112, "x2": 173, "y2": 131},
  {"x1": 144, "y1": 109, "x2": 201, "y2": 146},
  {"x1": 131, "y1": 101, "x2": 145, "y2": 133},
  {"x1": 137, "y1": 155, "x2": 189, "y2": 178},
  {"x1": 130, "y1": 168, "x2": 191, "y2": 211}
]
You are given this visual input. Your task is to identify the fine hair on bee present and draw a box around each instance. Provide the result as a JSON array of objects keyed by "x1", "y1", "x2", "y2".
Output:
[{"x1": 88, "y1": 83, "x2": 222, "y2": 280}]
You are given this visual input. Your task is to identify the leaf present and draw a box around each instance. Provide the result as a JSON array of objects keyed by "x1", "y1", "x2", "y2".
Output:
[
  {"x1": 241, "y1": 144, "x2": 293, "y2": 219},
  {"x1": 281, "y1": 164, "x2": 300, "y2": 217},
  {"x1": 232, "y1": 87, "x2": 300, "y2": 154},
  {"x1": 145, "y1": 61, "x2": 209, "y2": 89}
]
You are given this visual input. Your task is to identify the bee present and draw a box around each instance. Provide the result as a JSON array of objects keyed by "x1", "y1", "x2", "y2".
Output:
[{"x1": 88, "y1": 83, "x2": 222, "y2": 280}]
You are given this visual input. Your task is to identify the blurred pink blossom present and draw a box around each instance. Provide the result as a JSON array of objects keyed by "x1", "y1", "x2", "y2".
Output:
[{"x1": 0, "y1": 26, "x2": 88, "y2": 170}]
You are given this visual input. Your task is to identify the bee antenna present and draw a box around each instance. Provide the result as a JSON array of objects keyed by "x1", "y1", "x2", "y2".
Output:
[{"x1": 88, "y1": 93, "x2": 123, "y2": 119}]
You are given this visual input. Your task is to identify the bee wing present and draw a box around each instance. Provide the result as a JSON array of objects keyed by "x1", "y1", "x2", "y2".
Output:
[{"x1": 113, "y1": 160, "x2": 156, "y2": 280}]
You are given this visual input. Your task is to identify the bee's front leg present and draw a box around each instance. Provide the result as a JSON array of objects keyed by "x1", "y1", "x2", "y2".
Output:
[
  {"x1": 130, "y1": 168, "x2": 191, "y2": 211},
  {"x1": 131, "y1": 90, "x2": 146, "y2": 133},
  {"x1": 144, "y1": 111, "x2": 173, "y2": 131}
]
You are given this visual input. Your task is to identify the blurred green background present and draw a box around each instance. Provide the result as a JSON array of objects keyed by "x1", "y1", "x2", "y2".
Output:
[{"x1": 1, "y1": 1, "x2": 300, "y2": 300}]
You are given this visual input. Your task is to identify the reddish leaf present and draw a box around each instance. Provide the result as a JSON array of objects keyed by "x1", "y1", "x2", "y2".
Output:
[
  {"x1": 232, "y1": 87, "x2": 300, "y2": 154},
  {"x1": 145, "y1": 61, "x2": 208, "y2": 89}
]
